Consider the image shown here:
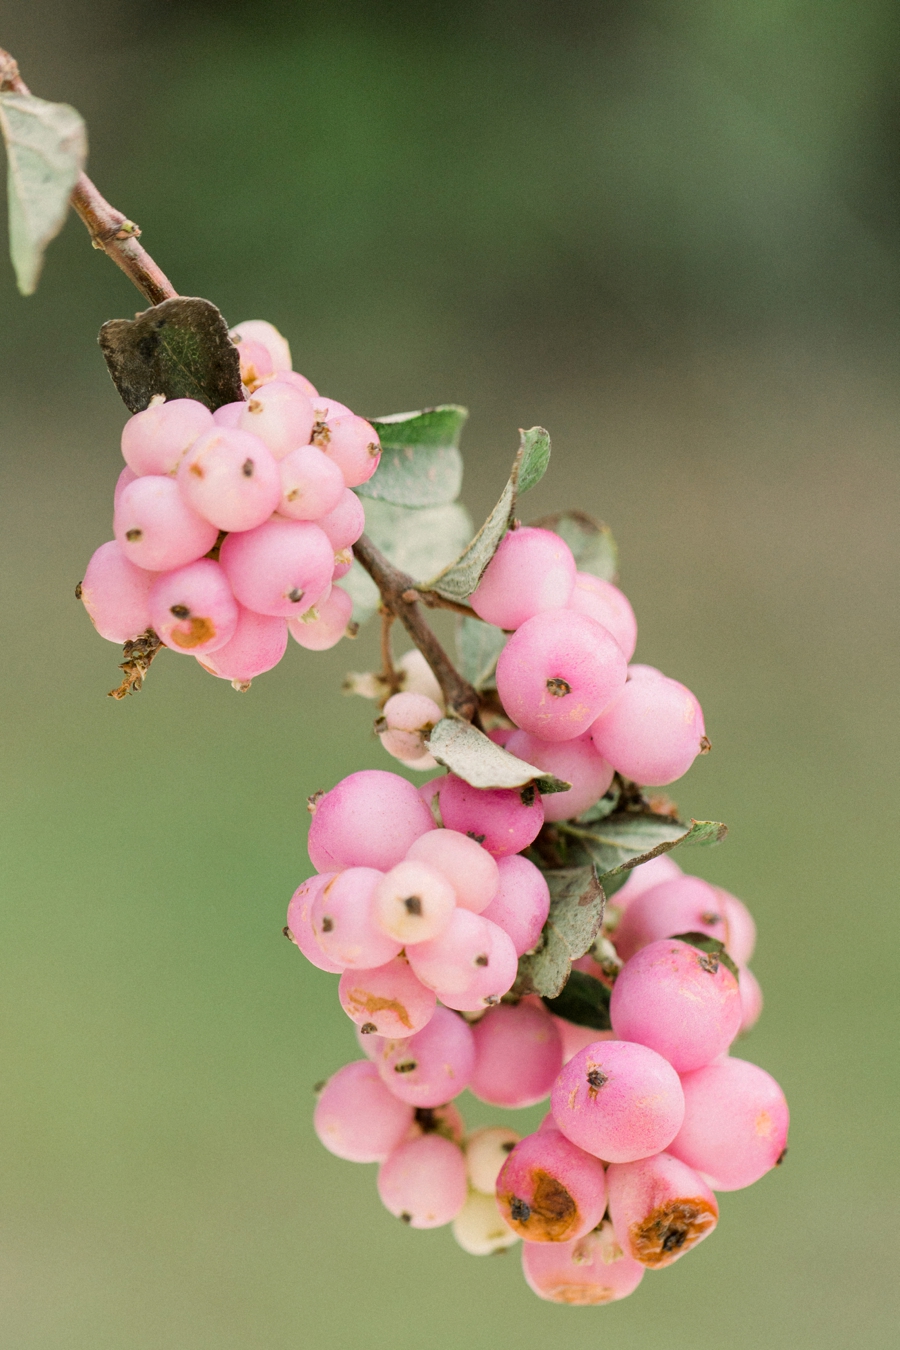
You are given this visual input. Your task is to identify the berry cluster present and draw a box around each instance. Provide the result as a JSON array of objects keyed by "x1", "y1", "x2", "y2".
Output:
[
  {"x1": 288, "y1": 511, "x2": 787, "y2": 1306},
  {"x1": 377, "y1": 523, "x2": 708, "y2": 793},
  {"x1": 78, "y1": 320, "x2": 379, "y2": 686},
  {"x1": 288, "y1": 768, "x2": 552, "y2": 1026},
  {"x1": 306, "y1": 851, "x2": 788, "y2": 1306}
]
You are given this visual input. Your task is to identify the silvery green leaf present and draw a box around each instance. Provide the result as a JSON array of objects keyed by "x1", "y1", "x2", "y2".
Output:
[
  {"x1": 0, "y1": 91, "x2": 87, "y2": 295},
  {"x1": 426, "y1": 717, "x2": 569, "y2": 794},
  {"x1": 531, "y1": 509, "x2": 618, "y2": 582},
  {"x1": 358, "y1": 406, "x2": 467, "y2": 507},
  {"x1": 514, "y1": 865, "x2": 605, "y2": 998},
  {"x1": 418, "y1": 426, "x2": 550, "y2": 602},
  {"x1": 560, "y1": 813, "x2": 728, "y2": 881},
  {"x1": 455, "y1": 616, "x2": 506, "y2": 690},
  {"x1": 347, "y1": 497, "x2": 474, "y2": 626}
]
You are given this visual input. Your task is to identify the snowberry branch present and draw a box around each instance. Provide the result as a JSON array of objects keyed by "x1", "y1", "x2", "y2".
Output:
[
  {"x1": 353, "y1": 533, "x2": 479, "y2": 721},
  {"x1": 0, "y1": 48, "x2": 178, "y2": 305},
  {"x1": 1, "y1": 46, "x2": 482, "y2": 706}
]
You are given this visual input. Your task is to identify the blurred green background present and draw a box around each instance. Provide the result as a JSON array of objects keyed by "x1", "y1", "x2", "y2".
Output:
[{"x1": 1, "y1": 1, "x2": 898, "y2": 1345}]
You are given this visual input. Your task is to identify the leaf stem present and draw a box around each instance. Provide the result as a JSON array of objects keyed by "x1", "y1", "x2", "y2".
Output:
[
  {"x1": 0, "y1": 48, "x2": 178, "y2": 305},
  {"x1": 354, "y1": 534, "x2": 479, "y2": 721}
]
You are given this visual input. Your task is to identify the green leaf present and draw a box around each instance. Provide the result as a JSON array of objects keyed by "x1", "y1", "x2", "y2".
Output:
[
  {"x1": 425, "y1": 717, "x2": 570, "y2": 795},
  {"x1": 515, "y1": 865, "x2": 605, "y2": 998},
  {"x1": 559, "y1": 813, "x2": 727, "y2": 882},
  {"x1": 543, "y1": 970, "x2": 612, "y2": 1031},
  {"x1": 346, "y1": 497, "x2": 474, "y2": 625},
  {"x1": 531, "y1": 509, "x2": 618, "y2": 582},
  {"x1": 455, "y1": 616, "x2": 506, "y2": 690},
  {"x1": 0, "y1": 91, "x2": 87, "y2": 295},
  {"x1": 417, "y1": 426, "x2": 550, "y2": 602},
  {"x1": 98, "y1": 297, "x2": 244, "y2": 412},
  {"x1": 358, "y1": 406, "x2": 468, "y2": 507},
  {"x1": 671, "y1": 932, "x2": 740, "y2": 981},
  {"x1": 516, "y1": 426, "x2": 551, "y2": 495}
]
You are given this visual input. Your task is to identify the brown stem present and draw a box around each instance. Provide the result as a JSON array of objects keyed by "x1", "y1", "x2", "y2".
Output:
[
  {"x1": 0, "y1": 48, "x2": 177, "y2": 305},
  {"x1": 354, "y1": 534, "x2": 479, "y2": 721},
  {"x1": 379, "y1": 608, "x2": 401, "y2": 694}
]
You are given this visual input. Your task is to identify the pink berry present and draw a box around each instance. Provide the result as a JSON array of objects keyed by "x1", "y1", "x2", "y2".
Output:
[
  {"x1": 377, "y1": 692, "x2": 443, "y2": 766},
  {"x1": 506, "y1": 729, "x2": 614, "y2": 822},
  {"x1": 590, "y1": 676, "x2": 707, "y2": 786},
  {"x1": 521, "y1": 1222, "x2": 645, "y2": 1304},
  {"x1": 79, "y1": 540, "x2": 154, "y2": 643},
  {"x1": 669, "y1": 1056, "x2": 789, "y2": 1190},
  {"x1": 338, "y1": 956, "x2": 436, "y2": 1037},
  {"x1": 313, "y1": 413, "x2": 381, "y2": 487},
  {"x1": 606, "y1": 1151, "x2": 718, "y2": 1267},
  {"x1": 331, "y1": 554, "x2": 352, "y2": 580},
  {"x1": 407, "y1": 909, "x2": 518, "y2": 1011},
  {"x1": 114, "y1": 475, "x2": 219, "y2": 572},
  {"x1": 176, "y1": 427, "x2": 281, "y2": 532},
  {"x1": 311, "y1": 395, "x2": 352, "y2": 421},
  {"x1": 277, "y1": 369, "x2": 319, "y2": 399},
  {"x1": 355, "y1": 1023, "x2": 385, "y2": 1060},
  {"x1": 314, "y1": 1060, "x2": 413, "y2": 1163},
  {"x1": 211, "y1": 401, "x2": 246, "y2": 429},
  {"x1": 496, "y1": 1127, "x2": 607, "y2": 1243},
  {"x1": 424, "y1": 774, "x2": 544, "y2": 857},
  {"x1": 716, "y1": 887, "x2": 757, "y2": 965},
  {"x1": 231, "y1": 319, "x2": 292, "y2": 373},
  {"x1": 238, "y1": 380, "x2": 315, "y2": 459},
  {"x1": 311, "y1": 868, "x2": 402, "y2": 969},
  {"x1": 738, "y1": 966, "x2": 763, "y2": 1031},
  {"x1": 197, "y1": 605, "x2": 288, "y2": 683},
  {"x1": 613, "y1": 875, "x2": 730, "y2": 963},
  {"x1": 568, "y1": 572, "x2": 637, "y2": 660},
  {"x1": 497, "y1": 609, "x2": 627, "y2": 742},
  {"x1": 627, "y1": 663, "x2": 664, "y2": 681},
  {"x1": 374, "y1": 1005, "x2": 475, "y2": 1107},
  {"x1": 377, "y1": 1133, "x2": 467, "y2": 1228},
  {"x1": 148, "y1": 558, "x2": 239, "y2": 654},
  {"x1": 285, "y1": 874, "x2": 344, "y2": 974},
  {"x1": 610, "y1": 938, "x2": 742, "y2": 1072},
  {"x1": 372, "y1": 860, "x2": 457, "y2": 945},
  {"x1": 553, "y1": 1018, "x2": 615, "y2": 1064},
  {"x1": 470, "y1": 527, "x2": 576, "y2": 630},
  {"x1": 551, "y1": 1040, "x2": 685, "y2": 1163},
  {"x1": 219, "y1": 518, "x2": 334, "y2": 617},
  {"x1": 316, "y1": 488, "x2": 366, "y2": 552},
  {"x1": 405, "y1": 828, "x2": 499, "y2": 913},
  {"x1": 469, "y1": 1000, "x2": 563, "y2": 1107},
  {"x1": 114, "y1": 465, "x2": 137, "y2": 509},
  {"x1": 308, "y1": 770, "x2": 435, "y2": 873},
  {"x1": 609, "y1": 853, "x2": 683, "y2": 911},
  {"x1": 235, "y1": 338, "x2": 274, "y2": 389},
  {"x1": 121, "y1": 398, "x2": 213, "y2": 477},
  {"x1": 288, "y1": 585, "x2": 354, "y2": 651},
  {"x1": 479, "y1": 854, "x2": 550, "y2": 955},
  {"x1": 277, "y1": 444, "x2": 345, "y2": 520}
]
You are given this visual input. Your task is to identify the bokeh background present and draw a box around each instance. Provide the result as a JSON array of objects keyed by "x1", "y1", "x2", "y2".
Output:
[{"x1": 1, "y1": 2, "x2": 898, "y2": 1345}]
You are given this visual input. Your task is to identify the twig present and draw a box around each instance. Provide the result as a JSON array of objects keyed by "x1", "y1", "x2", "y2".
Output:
[
  {"x1": 379, "y1": 608, "x2": 401, "y2": 695},
  {"x1": 354, "y1": 534, "x2": 479, "y2": 721},
  {"x1": 0, "y1": 48, "x2": 178, "y2": 305}
]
